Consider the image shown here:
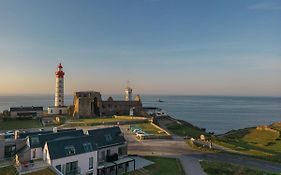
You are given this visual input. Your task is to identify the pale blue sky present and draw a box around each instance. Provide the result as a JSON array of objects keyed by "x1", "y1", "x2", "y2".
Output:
[{"x1": 0, "y1": 0, "x2": 280, "y2": 96}]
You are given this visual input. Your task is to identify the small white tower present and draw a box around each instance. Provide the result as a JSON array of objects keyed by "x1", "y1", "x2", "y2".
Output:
[
  {"x1": 125, "y1": 81, "x2": 132, "y2": 101},
  {"x1": 55, "y1": 63, "x2": 65, "y2": 107}
]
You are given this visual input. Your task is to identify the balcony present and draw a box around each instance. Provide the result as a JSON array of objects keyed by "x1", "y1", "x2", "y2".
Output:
[{"x1": 65, "y1": 167, "x2": 81, "y2": 175}]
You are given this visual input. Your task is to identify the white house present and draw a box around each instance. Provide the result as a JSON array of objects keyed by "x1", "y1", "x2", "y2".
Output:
[
  {"x1": 44, "y1": 135, "x2": 98, "y2": 175},
  {"x1": 87, "y1": 127, "x2": 135, "y2": 175},
  {"x1": 17, "y1": 126, "x2": 135, "y2": 175}
]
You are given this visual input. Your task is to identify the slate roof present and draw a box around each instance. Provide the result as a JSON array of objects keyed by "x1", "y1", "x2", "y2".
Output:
[
  {"x1": 87, "y1": 126, "x2": 126, "y2": 149},
  {"x1": 19, "y1": 129, "x2": 78, "y2": 139},
  {"x1": 19, "y1": 131, "x2": 53, "y2": 139},
  {"x1": 46, "y1": 135, "x2": 98, "y2": 160},
  {"x1": 143, "y1": 107, "x2": 160, "y2": 110},
  {"x1": 10, "y1": 107, "x2": 43, "y2": 112},
  {"x1": 29, "y1": 130, "x2": 84, "y2": 149}
]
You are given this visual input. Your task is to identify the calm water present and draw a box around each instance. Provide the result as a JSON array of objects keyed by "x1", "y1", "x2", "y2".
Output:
[{"x1": 0, "y1": 95, "x2": 280, "y2": 134}]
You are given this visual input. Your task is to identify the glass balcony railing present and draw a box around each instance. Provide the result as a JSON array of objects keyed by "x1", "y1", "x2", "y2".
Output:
[{"x1": 65, "y1": 167, "x2": 81, "y2": 175}]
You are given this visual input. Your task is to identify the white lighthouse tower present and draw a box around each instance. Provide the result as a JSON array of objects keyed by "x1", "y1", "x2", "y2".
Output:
[
  {"x1": 48, "y1": 63, "x2": 67, "y2": 115},
  {"x1": 125, "y1": 81, "x2": 133, "y2": 101},
  {"x1": 55, "y1": 63, "x2": 65, "y2": 107}
]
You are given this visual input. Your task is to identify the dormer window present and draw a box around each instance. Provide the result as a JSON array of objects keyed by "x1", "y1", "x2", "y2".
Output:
[
  {"x1": 30, "y1": 136, "x2": 39, "y2": 145},
  {"x1": 105, "y1": 134, "x2": 112, "y2": 142},
  {"x1": 83, "y1": 143, "x2": 93, "y2": 152},
  {"x1": 64, "y1": 146, "x2": 76, "y2": 155}
]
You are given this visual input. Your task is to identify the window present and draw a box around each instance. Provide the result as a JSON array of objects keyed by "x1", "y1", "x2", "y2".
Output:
[
  {"x1": 83, "y1": 143, "x2": 93, "y2": 152},
  {"x1": 118, "y1": 147, "x2": 123, "y2": 155},
  {"x1": 30, "y1": 136, "x2": 39, "y2": 145},
  {"x1": 106, "y1": 149, "x2": 111, "y2": 157},
  {"x1": 32, "y1": 149, "x2": 36, "y2": 159},
  {"x1": 101, "y1": 151, "x2": 105, "y2": 161},
  {"x1": 66, "y1": 161, "x2": 78, "y2": 174},
  {"x1": 89, "y1": 157, "x2": 93, "y2": 170},
  {"x1": 64, "y1": 146, "x2": 76, "y2": 155},
  {"x1": 56, "y1": 165, "x2": 61, "y2": 172}
]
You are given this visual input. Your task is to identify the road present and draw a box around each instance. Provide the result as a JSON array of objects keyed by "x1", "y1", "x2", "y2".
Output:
[{"x1": 120, "y1": 125, "x2": 281, "y2": 175}]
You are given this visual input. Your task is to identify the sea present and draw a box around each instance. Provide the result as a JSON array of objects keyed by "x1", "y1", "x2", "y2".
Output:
[{"x1": 0, "y1": 95, "x2": 280, "y2": 134}]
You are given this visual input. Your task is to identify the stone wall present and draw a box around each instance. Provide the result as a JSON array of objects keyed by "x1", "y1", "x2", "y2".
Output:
[
  {"x1": 73, "y1": 91, "x2": 143, "y2": 118},
  {"x1": 101, "y1": 101, "x2": 142, "y2": 116}
]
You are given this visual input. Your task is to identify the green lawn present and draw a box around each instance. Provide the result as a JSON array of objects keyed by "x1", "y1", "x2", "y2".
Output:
[
  {"x1": 25, "y1": 168, "x2": 56, "y2": 175},
  {"x1": 126, "y1": 157, "x2": 185, "y2": 175},
  {"x1": 200, "y1": 161, "x2": 277, "y2": 175},
  {"x1": 166, "y1": 122, "x2": 207, "y2": 138},
  {"x1": 68, "y1": 116, "x2": 147, "y2": 126},
  {"x1": 0, "y1": 119, "x2": 42, "y2": 130},
  {"x1": 132, "y1": 123, "x2": 167, "y2": 136},
  {"x1": 215, "y1": 124, "x2": 281, "y2": 163},
  {"x1": 0, "y1": 165, "x2": 18, "y2": 175}
]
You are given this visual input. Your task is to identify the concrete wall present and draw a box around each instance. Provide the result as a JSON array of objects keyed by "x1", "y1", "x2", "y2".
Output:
[
  {"x1": 30, "y1": 147, "x2": 43, "y2": 160},
  {"x1": 16, "y1": 147, "x2": 31, "y2": 163}
]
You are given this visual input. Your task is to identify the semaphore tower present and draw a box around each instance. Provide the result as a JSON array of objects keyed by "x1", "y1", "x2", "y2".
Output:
[{"x1": 125, "y1": 81, "x2": 132, "y2": 101}]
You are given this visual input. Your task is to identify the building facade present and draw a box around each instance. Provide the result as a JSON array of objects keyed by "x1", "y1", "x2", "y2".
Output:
[{"x1": 10, "y1": 107, "x2": 43, "y2": 118}]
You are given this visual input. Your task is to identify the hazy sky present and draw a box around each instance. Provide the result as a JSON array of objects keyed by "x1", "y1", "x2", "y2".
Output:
[{"x1": 0, "y1": 0, "x2": 280, "y2": 96}]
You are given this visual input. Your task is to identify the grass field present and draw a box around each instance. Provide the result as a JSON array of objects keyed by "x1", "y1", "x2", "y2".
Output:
[
  {"x1": 166, "y1": 122, "x2": 207, "y2": 138},
  {"x1": 126, "y1": 157, "x2": 185, "y2": 175},
  {"x1": 25, "y1": 168, "x2": 56, "y2": 175},
  {"x1": 215, "y1": 123, "x2": 281, "y2": 163},
  {"x1": 156, "y1": 116, "x2": 207, "y2": 138},
  {"x1": 0, "y1": 165, "x2": 18, "y2": 175},
  {"x1": 132, "y1": 123, "x2": 167, "y2": 136},
  {"x1": 200, "y1": 161, "x2": 277, "y2": 175},
  {"x1": 68, "y1": 116, "x2": 147, "y2": 126},
  {"x1": 0, "y1": 119, "x2": 42, "y2": 130}
]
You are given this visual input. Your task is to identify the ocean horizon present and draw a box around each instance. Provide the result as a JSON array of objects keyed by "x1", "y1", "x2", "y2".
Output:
[{"x1": 0, "y1": 95, "x2": 280, "y2": 134}]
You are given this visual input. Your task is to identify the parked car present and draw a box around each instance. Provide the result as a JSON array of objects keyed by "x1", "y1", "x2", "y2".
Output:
[
  {"x1": 133, "y1": 129, "x2": 141, "y2": 133},
  {"x1": 136, "y1": 132, "x2": 146, "y2": 137},
  {"x1": 6, "y1": 131, "x2": 14, "y2": 135},
  {"x1": 136, "y1": 131, "x2": 145, "y2": 136}
]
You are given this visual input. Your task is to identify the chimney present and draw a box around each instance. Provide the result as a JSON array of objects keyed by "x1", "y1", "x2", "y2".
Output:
[
  {"x1": 53, "y1": 127, "x2": 58, "y2": 133},
  {"x1": 14, "y1": 130, "x2": 20, "y2": 140}
]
